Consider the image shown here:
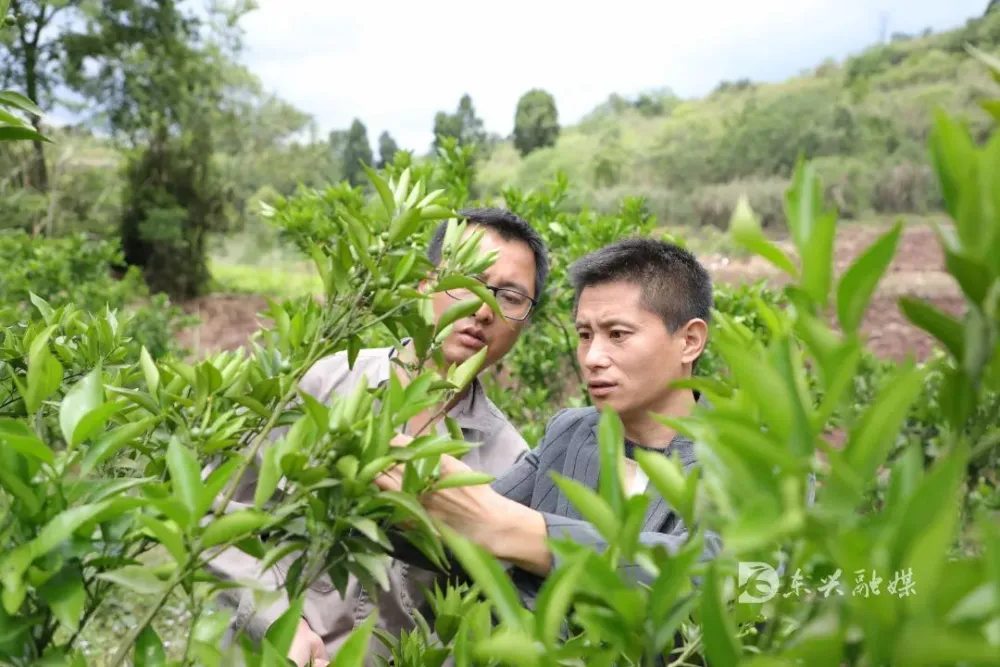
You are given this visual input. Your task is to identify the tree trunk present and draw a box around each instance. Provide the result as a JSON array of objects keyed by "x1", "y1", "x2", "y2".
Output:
[{"x1": 22, "y1": 10, "x2": 48, "y2": 192}]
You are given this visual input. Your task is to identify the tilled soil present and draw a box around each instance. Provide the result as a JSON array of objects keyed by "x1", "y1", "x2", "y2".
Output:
[
  {"x1": 702, "y1": 223, "x2": 963, "y2": 363},
  {"x1": 176, "y1": 224, "x2": 963, "y2": 363}
]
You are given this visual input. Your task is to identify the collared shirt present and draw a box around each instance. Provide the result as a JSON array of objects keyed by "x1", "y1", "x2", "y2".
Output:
[{"x1": 208, "y1": 345, "x2": 528, "y2": 662}]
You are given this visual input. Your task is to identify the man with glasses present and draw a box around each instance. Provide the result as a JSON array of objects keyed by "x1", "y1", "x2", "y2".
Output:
[{"x1": 207, "y1": 207, "x2": 549, "y2": 666}]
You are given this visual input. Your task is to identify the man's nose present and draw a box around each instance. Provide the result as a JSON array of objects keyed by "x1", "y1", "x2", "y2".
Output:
[
  {"x1": 473, "y1": 299, "x2": 495, "y2": 325},
  {"x1": 583, "y1": 340, "x2": 610, "y2": 369}
]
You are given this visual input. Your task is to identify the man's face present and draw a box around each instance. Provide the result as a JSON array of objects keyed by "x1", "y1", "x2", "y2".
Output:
[
  {"x1": 429, "y1": 226, "x2": 537, "y2": 372},
  {"x1": 575, "y1": 281, "x2": 706, "y2": 420}
]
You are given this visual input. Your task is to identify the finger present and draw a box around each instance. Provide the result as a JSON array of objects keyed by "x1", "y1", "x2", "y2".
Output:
[
  {"x1": 374, "y1": 467, "x2": 404, "y2": 491},
  {"x1": 390, "y1": 433, "x2": 413, "y2": 448},
  {"x1": 311, "y1": 637, "x2": 329, "y2": 661}
]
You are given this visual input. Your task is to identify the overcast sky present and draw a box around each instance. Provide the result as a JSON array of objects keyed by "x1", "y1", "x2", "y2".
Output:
[{"x1": 237, "y1": 0, "x2": 989, "y2": 152}]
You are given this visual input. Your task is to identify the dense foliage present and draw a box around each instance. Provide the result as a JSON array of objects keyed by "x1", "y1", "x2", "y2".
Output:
[{"x1": 1, "y1": 44, "x2": 999, "y2": 667}]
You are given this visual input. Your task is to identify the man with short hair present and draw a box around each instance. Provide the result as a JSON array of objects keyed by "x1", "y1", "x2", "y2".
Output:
[
  {"x1": 208, "y1": 207, "x2": 549, "y2": 666},
  {"x1": 377, "y1": 237, "x2": 723, "y2": 604}
]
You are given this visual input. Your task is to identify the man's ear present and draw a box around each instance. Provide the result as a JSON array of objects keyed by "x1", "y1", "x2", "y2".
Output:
[{"x1": 679, "y1": 318, "x2": 709, "y2": 364}]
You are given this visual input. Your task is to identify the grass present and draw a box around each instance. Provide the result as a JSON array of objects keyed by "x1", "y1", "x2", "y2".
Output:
[
  {"x1": 206, "y1": 231, "x2": 323, "y2": 299},
  {"x1": 209, "y1": 258, "x2": 322, "y2": 299}
]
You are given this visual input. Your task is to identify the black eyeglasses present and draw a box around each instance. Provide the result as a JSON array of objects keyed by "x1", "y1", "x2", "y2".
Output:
[{"x1": 445, "y1": 276, "x2": 538, "y2": 321}]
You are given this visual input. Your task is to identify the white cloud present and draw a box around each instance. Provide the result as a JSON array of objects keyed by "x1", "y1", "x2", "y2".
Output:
[{"x1": 237, "y1": 0, "x2": 988, "y2": 152}]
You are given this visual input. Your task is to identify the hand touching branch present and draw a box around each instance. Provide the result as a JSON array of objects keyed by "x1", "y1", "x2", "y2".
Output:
[{"x1": 375, "y1": 450, "x2": 552, "y2": 575}]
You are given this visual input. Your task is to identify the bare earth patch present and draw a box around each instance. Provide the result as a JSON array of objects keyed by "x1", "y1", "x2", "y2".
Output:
[
  {"x1": 702, "y1": 223, "x2": 962, "y2": 363},
  {"x1": 177, "y1": 224, "x2": 962, "y2": 364}
]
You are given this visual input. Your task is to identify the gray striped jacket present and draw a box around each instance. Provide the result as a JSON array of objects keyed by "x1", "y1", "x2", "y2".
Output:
[{"x1": 490, "y1": 405, "x2": 723, "y2": 603}]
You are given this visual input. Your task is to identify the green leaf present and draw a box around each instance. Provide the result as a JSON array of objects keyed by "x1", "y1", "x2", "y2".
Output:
[
  {"x1": 892, "y1": 448, "x2": 965, "y2": 608},
  {"x1": 649, "y1": 536, "x2": 704, "y2": 624},
  {"x1": 96, "y1": 566, "x2": 166, "y2": 596},
  {"x1": 928, "y1": 108, "x2": 973, "y2": 225},
  {"x1": 451, "y1": 345, "x2": 488, "y2": 393},
  {"x1": 634, "y1": 449, "x2": 693, "y2": 526},
  {"x1": 0, "y1": 108, "x2": 27, "y2": 126},
  {"x1": 942, "y1": 245, "x2": 992, "y2": 307},
  {"x1": 20, "y1": 324, "x2": 63, "y2": 415},
  {"x1": 439, "y1": 525, "x2": 526, "y2": 630},
  {"x1": 701, "y1": 564, "x2": 741, "y2": 667},
  {"x1": 836, "y1": 221, "x2": 901, "y2": 333},
  {"x1": 254, "y1": 445, "x2": 281, "y2": 509},
  {"x1": 28, "y1": 292, "x2": 54, "y2": 323},
  {"x1": 0, "y1": 91, "x2": 44, "y2": 117},
  {"x1": 364, "y1": 163, "x2": 396, "y2": 219},
  {"x1": 371, "y1": 490, "x2": 438, "y2": 537},
  {"x1": 534, "y1": 552, "x2": 587, "y2": 648},
  {"x1": 712, "y1": 333, "x2": 795, "y2": 444},
  {"x1": 729, "y1": 196, "x2": 798, "y2": 276},
  {"x1": 893, "y1": 623, "x2": 1000, "y2": 666},
  {"x1": 200, "y1": 510, "x2": 272, "y2": 549},
  {"x1": 596, "y1": 408, "x2": 625, "y2": 515},
  {"x1": 106, "y1": 386, "x2": 160, "y2": 415},
  {"x1": 347, "y1": 334, "x2": 362, "y2": 369},
  {"x1": 262, "y1": 594, "x2": 305, "y2": 658},
  {"x1": 898, "y1": 297, "x2": 964, "y2": 362},
  {"x1": 79, "y1": 417, "x2": 159, "y2": 477},
  {"x1": 166, "y1": 439, "x2": 203, "y2": 519},
  {"x1": 784, "y1": 157, "x2": 820, "y2": 252},
  {"x1": 843, "y1": 363, "x2": 928, "y2": 491},
  {"x1": 0, "y1": 418, "x2": 55, "y2": 464},
  {"x1": 801, "y1": 210, "x2": 837, "y2": 308},
  {"x1": 333, "y1": 614, "x2": 377, "y2": 667},
  {"x1": 0, "y1": 463, "x2": 40, "y2": 514},
  {"x1": 137, "y1": 515, "x2": 186, "y2": 564},
  {"x1": 39, "y1": 564, "x2": 85, "y2": 632},
  {"x1": 0, "y1": 125, "x2": 50, "y2": 143},
  {"x1": 346, "y1": 517, "x2": 391, "y2": 549},
  {"x1": 31, "y1": 502, "x2": 111, "y2": 559},
  {"x1": 140, "y1": 347, "x2": 160, "y2": 397},
  {"x1": 434, "y1": 297, "x2": 483, "y2": 341},
  {"x1": 550, "y1": 474, "x2": 618, "y2": 542},
  {"x1": 134, "y1": 626, "x2": 167, "y2": 667},
  {"x1": 471, "y1": 628, "x2": 542, "y2": 666},
  {"x1": 432, "y1": 471, "x2": 494, "y2": 490},
  {"x1": 432, "y1": 275, "x2": 503, "y2": 318}
]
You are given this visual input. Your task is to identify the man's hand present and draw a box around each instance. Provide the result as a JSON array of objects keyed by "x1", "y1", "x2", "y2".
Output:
[
  {"x1": 375, "y1": 454, "x2": 552, "y2": 575},
  {"x1": 287, "y1": 619, "x2": 329, "y2": 667}
]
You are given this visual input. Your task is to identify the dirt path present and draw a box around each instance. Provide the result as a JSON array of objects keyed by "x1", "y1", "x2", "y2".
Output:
[{"x1": 175, "y1": 224, "x2": 963, "y2": 363}]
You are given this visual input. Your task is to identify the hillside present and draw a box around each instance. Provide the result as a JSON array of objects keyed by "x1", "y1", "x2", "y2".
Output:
[{"x1": 477, "y1": 11, "x2": 1000, "y2": 229}]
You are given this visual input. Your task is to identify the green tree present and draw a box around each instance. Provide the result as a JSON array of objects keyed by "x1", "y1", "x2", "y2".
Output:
[
  {"x1": 61, "y1": 0, "x2": 249, "y2": 299},
  {"x1": 512, "y1": 88, "x2": 559, "y2": 156},
  {"x1": 432, "y1": 93, "x2": 486, "y2": 152},
  {"x1": 341, "y1": 118, "x2": 373, "y2": 187},
  {"x1": 0, "y1": 1, "x2": 88, "y2": 191},
  {"x1": 377, "y1": 130, "x2": 399, "y2": 168}
]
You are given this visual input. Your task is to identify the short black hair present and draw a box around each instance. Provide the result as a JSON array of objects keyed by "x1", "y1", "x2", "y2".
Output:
[
  {"x1": 568, "y1": 237, "x2": 713, "y2": 332},
  {"x1": 427, "y1": 207, "x2": 549, "y2": 301}
]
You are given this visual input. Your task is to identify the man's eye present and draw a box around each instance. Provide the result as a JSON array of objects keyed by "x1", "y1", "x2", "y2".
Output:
[
  {"x1": 577, "y1": 331, "x2": 591, "y2": 341},
  {"x1": 610, "y1": 330, "x2": 627, "y2": 340},
  {"x1": 500, "y1": 292, "x2": 525, "y2": 305}
]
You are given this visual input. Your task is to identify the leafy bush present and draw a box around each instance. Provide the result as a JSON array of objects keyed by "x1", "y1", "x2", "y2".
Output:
[
  {"x1": 688, "y1": 178, "x2": 789, "y2": 229},
  {"x1": 0, "y1": 230, "x2": 188, "y2": 359},
  {"x1": 872, "y1": 160, "x2": 945, "y2": 214}
]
